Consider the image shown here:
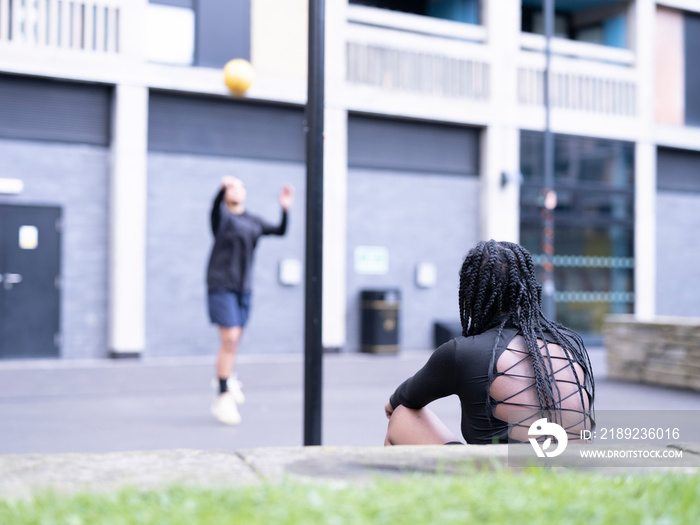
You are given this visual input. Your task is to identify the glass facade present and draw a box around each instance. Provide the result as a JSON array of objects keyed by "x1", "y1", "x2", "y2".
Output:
[
  {"x1": 521, "y1": 0, "x2": 629, "y2": 49},
  {"x1": 519, "y1": 132, "x2": 635, "y2": 342},
  {"x1": 350, "y1": 0, "x2": 481, "y2": 24}
]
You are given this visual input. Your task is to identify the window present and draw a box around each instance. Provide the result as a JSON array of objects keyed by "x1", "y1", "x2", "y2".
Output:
[
  {"x1": 519, "y1": 132, "x2": 635, "y2": 342},
  {"x1": 684, "y1": 12, "x2": 700, "y2": 126},
  {"x1": 657, "y1": 148, "x2": 700, "y2": 193},
  {"x1": 521, "y1": 0, "x2": 630, "y2": 49},
  {"x1": 350, "y1": 0, "x2": 480, "y2": 25}
]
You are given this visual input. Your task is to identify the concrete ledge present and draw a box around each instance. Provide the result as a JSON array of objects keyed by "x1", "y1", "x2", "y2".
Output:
[
  {"x1": 0, "y1": 450, "x2": 258, "y2": 499},
  {"x1": 238, "y1": 445, "x2": 510, "y2": 483},
  {"x1": 1, "y1": 444, "x2": 699, "y2": 499},
  {"x1": 604, "y1": 314, "x2": 700, "y2": 391}
]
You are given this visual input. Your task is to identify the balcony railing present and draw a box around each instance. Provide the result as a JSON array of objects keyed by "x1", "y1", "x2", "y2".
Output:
[
  {"x1": 345, "y1": 6, "x2": 639, "y2": 119},
  {"x1": 0, "y1": 0, "x2": 121, "y2": 53},
  {"x1": 346, "y1": 5, "x2": 490, "y2": 102},
  {"x1": 346, "y1": 42, "x2": 490, "y2": 100},
  {"x1": 518, "y1": 34, "x2": 637, "y2": 117},
  {"x1": 517, "y1": 67, "x2": 637, "y2": 116}
]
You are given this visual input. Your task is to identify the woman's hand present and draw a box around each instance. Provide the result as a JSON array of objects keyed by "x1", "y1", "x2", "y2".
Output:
[
  {"x1": 280, "y1": 184, "x2": 295, "y2": 210},
  {"x1": 221, "y1": 175, "x2": 237, "y2": 189},
  {"x1": 385, "y1": 401, "x2": 394, "y2": 420}
]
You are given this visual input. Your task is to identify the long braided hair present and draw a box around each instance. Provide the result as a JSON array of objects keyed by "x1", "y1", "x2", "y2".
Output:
[{"x1": 458, "y1": 240, "x2": 594, "y2": 422}]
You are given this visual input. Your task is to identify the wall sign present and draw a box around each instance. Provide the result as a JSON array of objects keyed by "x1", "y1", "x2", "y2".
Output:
[{"x1": 354, "y1": 246, "x2": 389, "y2": 275}]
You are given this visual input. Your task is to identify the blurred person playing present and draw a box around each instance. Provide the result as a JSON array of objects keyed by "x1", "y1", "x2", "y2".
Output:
[
  {"x1": 384, "y1": 240, "x2": 594, "y2": 445},
  {"x1": 207, "y1": 176, "x2": 294, "y2": 424}
]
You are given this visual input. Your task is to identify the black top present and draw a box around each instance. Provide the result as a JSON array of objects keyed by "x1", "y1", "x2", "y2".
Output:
[
  {"x1": 206, "y1": 188, "x2": 287, "y2": 292},
  {"x1": 389, "y1": 321, "x2": 592, "y2": 444}
]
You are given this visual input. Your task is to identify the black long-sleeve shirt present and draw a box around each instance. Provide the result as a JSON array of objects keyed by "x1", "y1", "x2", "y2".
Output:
[
  {"x1": 206, "y1": 188, "x2": 287, "y2": 292},
  {"x1": 389, "y1": 322, "x2": 592, "y2": 444}
]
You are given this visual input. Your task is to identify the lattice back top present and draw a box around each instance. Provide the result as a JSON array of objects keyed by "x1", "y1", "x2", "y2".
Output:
[{"x1": 389, "y1": 322, "x2": 593, "y2": 444}]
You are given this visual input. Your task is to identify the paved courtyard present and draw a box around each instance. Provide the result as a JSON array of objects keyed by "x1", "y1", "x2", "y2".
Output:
[{"x1": 1, "y1": 348, "x2": 699, "y2": 454}]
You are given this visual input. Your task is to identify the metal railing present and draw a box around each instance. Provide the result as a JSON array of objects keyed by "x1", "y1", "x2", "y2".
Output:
[
  {"x1": 346, "y1": 42, "x2": 490, "y2": 100},
  {"x1": 344, "y1": 6, "x2": 639, "y2": 116},
  {"x1": 345, "y1": 6, "x2": 490, "y2": 101},
  {"x1": 531, "y1": 254, "x2": 635, "y2": 269},
  {"x1": 518, "y1": 33, "x2": 637, "y2": 117},
  {"x1": 518, "y1": 67, "x2": 637, "y2": 116},
  {"x1": 0, "y1": 0, "x2": 121, "y2": 53}
]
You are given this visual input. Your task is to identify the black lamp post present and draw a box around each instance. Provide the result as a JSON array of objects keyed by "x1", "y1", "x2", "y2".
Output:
[
  {"x1": 303, "y1": 0, "x2": 325, "y2": 446},
  {"x1": 541, "y1": 0, "x2": 556, "y2": 320}
]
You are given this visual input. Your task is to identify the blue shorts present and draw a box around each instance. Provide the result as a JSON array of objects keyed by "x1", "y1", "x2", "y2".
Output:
[{"x1": 207, "y1": 289, "x2": 252, "y2": 328}]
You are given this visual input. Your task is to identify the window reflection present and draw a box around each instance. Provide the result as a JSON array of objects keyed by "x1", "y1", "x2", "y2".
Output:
[{"x1": 520, "y1": 132, "x2": 635, "y2": 341}]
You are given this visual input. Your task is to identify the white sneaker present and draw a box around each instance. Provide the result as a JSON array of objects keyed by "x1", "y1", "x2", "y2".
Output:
[
  {"x1": 226, "y1": 377, "x2": 245, "y2": 405},
  {"x1": 211, "y1": 377, "x2": 245, "y2": 405},
  {"x1": 211, "y1": 392, "x2": 241, "y2": 425}
]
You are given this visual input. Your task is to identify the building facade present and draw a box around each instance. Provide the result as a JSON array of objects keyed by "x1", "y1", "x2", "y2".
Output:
[{"x1": 0, "y1": 0, "x2": 698, "y2": 359}]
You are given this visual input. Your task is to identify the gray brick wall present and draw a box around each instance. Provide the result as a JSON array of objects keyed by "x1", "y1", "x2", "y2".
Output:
[
  {"x1": 656, "y1": 191, "x2": 700, "y2": 316},
  {"x1": 146, "y1": 153, "x2": 306, "y2": 356},
  {"x1": 346, "y1": 169, "x2": 480, "y2": 351},
  {"x1": 0, "y1": 139, "x2": 109, "y2": 359}
]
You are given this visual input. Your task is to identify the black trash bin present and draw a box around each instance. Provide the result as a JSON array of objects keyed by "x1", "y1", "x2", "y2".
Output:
[{"x1": 360, "y1": 289, "x2": 400, "y2": 354}]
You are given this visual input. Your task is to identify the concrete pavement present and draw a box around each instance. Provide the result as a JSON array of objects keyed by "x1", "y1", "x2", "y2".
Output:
[
  {"x1": 1, "y1": 347, "x2": 699, "y2": 455},
  {"x1": 2, "y1": 348, "x2": 700, "y2": 498}
]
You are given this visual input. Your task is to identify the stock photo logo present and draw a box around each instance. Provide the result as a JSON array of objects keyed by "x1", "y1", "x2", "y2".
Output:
[{"x1": 528, "y1": 418, "x2": 568, "y2": 458}]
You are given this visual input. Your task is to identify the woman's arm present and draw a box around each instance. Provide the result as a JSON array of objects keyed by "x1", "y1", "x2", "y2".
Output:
[
  {"x1": 260, "y1": 185, "x2": 294, "y2": 235},
  {"x1": 210, "y1": 187, "x2": 226, "y2": 235},
  {"x1": 388, "y1": 338, "x2": 458, "y2": 412},
  {"x1": 260, "y1": 209, "x2": 288, "y2": 236}
]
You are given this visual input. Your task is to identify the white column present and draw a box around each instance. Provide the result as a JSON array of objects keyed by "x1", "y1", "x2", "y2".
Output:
[
  {"x1": 479, "y1": 0, "x2": 521, "y2": 242},
  {"x1": 322, "y1": 109, "x2": 348, "y2": 349},
  {"x1": 322, "y1": 0, "x2": 348, "y2": 349},
  {"x1": 634, "y1": 143, "x2": 656, "y2": 320},
  {"x1": 109, "y1": 84, "x2": 149, "y2": 356},
  {"x1": 480, "y1": 125, "x2": 520, "y2": 242},
  {"x1": 633, "y1": 0, "x2": 657, "y2": 320}
]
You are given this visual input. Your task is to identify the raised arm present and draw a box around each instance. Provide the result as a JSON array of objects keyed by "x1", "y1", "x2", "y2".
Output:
[
  {"x1": 260, "y1": 184, "x2": 294, "y2": 236},
  {"x1": 260, "y1": 209, "x2": 288, "y2": 236},
  {"x1": 210, "y1": 187, "x2": 226, "y2": 235}
]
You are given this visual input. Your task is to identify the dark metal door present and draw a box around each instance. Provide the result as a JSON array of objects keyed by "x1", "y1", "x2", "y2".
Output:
[{"x1": 0, "y1": 205, "x2": 61, "y2": 358}]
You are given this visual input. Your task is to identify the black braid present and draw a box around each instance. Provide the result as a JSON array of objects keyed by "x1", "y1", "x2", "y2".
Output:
[{"x1": 458, "y1": 240, "x2": 595, "y2": 421}]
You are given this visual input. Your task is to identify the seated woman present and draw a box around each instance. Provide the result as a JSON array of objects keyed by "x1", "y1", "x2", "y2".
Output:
[{"x1": 384, "y1": 240, "x2": 594, "y2": 446}]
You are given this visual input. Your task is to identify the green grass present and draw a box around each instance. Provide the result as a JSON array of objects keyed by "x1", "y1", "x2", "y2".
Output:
[{"x1": 1, "y1": 468, "x2": 698, "y2": 525}]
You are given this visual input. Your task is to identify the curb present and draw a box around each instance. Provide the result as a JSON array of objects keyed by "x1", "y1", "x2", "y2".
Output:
[{"x1": 1, "y1": 442, "x2": 698, "y2": 499}]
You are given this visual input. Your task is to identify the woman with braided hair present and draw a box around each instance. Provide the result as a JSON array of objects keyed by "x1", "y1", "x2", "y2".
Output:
[{"x1": 384, "y1": 240, "x2": 594, "y2": 445}]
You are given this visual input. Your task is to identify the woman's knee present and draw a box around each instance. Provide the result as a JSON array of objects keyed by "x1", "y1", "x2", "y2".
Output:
[
  {"x1": 386, "y1": 405, "x2": 459, "y2": 446},
  {"x1": 220, "y1": 327, "x2": 242, "y2": 350},
  {"x1": 386, "y1": 405, "x2": 423, "y2": 438},
  {"x1": 389, "y1": 404, "x2": 416, "y2": 424}
]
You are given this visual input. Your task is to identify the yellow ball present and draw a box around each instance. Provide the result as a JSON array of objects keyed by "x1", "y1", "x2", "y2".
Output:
[{"x1": 223, "y1": 59, "x2": 255, "y2": 94}]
